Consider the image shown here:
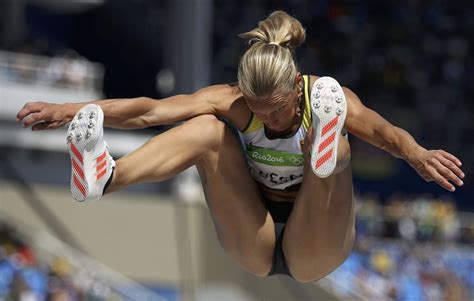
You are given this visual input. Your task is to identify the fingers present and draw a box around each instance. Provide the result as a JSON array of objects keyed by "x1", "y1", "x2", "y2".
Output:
[
  {"x1": 426, "y1": 165, "x2": 456, "y2": 192},
  {"x1": 18, "y1": 102, "x2": 68, "y2": 131},
  {"x1": 439, "y1": 150, "x2": 462, "y2": 167},
  {"x1": 423, "y1": 150, "x2": 466, "y2": 192},
  {"x1": 21, "y1": 111, "x2": 50, "y2": 128},
  {"x1": 415, "y1": 149, "x2": 465, "y2": 192},
  {"x1": 16, "y1": 102, "x2": 42, "y2": 122},
  {"x1": 17, "y1": 102, "x2": 51, "y2": 128},
  {"x1": 436, "y1": 155, "x2": 465, "y2": 180},
  {"x1": 31, "y1": 121, "x2": 60, "y2": 131},
  {"x1": 431, "y1": 157, "x2": 463, "y2": 189}
]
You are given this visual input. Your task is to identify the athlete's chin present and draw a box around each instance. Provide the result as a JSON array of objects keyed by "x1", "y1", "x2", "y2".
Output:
[{"x1": 268, "y1": 124, "x2": 286, "y2": 131}]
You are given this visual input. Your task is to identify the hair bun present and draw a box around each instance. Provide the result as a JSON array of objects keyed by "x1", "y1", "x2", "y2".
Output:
[{"x1": 239, "y1": 11, "x2": 306, "y2": 52}]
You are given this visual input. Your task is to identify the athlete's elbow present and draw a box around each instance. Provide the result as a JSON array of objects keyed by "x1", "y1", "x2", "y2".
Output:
[
  {"x1": 373, "y1": 126, "x2": 398, "y2": 153},
  {"x1": 132, "y1": 115, "x2": 153, "y2": 129}
]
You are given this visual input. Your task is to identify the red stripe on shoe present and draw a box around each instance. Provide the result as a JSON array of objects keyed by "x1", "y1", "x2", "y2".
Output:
[
  {"x1": 97, "y1": 168, "x2": 107, "y2": 180},
  {"x1": 70, "y1": 143, "x2": 83, "y2": 164},
  {"x1": 316, "y1": 148, "x2": 334, "y2": 169},
  {"x1": 73, "y1": 174, "x2": 86, "y2": 198},
  {"x1": 71, "y1": 158, "x2": 85, "y2": 180},
  {"x1": 321, "y1": 116, "x2": 339, "y2": 137},
  {"x1": 96, "y1": 160, "x2": 106, "y2": 172},
  {"x1": 96, "y1": 151, "x2": 107, "y2": 164},
  {"x1": 318, "y1": 132, "x2": 336, "y2": 153}
]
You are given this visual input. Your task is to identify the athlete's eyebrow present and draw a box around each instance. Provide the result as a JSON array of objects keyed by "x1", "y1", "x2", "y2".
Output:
[{"x1": 246, "y1": 93, "x2": 288, "y2": 110}]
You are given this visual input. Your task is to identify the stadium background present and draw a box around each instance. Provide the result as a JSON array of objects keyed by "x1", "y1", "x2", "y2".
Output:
[{"x1": 0, "y1": 0, "x2": 472, "y2": 300}]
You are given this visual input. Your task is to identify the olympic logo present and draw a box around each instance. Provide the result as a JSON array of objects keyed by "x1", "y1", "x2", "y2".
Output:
[
  {"x1": 289, "y1": 157, "x2": 304, "y2": 165},
  {"x1": 252, "y1": 152, "x2": 285, "y2": 163}
]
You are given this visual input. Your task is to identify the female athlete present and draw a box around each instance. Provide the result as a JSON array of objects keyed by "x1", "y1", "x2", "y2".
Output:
[{"x1": 16, "y1": 11, "x2": 464, "y2": 283}]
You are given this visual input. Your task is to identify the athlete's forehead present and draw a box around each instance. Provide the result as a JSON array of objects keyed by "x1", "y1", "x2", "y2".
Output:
[{"x1": 245, "y1": 92, "x2": 292, "y2": 113}]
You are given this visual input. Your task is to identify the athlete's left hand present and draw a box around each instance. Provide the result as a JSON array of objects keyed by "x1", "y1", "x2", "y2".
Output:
[{"x1": 408, "y1": 147, "x2": 465, "y2": 192}]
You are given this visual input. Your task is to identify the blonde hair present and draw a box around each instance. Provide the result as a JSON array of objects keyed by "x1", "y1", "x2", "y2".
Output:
[{"x1": 237, "y1": 11, "x2": 306, "y2": 99}]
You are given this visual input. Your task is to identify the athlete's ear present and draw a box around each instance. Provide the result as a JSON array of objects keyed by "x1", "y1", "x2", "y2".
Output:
[
  {"x1": 295, "y1": 72, "x2": 302, "y2": 88},
  {"x1": 295, "y1": 72, "x2": 302, "y2": 83}
]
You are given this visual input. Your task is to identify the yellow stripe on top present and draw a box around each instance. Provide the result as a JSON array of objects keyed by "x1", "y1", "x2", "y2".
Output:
[
  {"x1": 302, "y1": 75, "x2": 312, "y2": 131},
  {"x1": 243, "y1": 114, "x2": 263, "y2": 133}
]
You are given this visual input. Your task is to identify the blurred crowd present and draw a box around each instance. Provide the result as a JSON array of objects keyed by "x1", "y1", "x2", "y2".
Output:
[
  {"x1": 0, "y1": 50, "x2": 97, "y2": 91},
  {"x1": 356, "y1": 192, "x2": 474, "y2": 244},
  {"x1": 0, "y1": 222, "x2": 117, "y2": 301},
  {"x1": 330, "y1": 193, "x2": 474, "y2": 301},
  {"x1": 213, "y1": 0, "x2": 473, "y2": 172},
  {"x1": 335, "y1": 240, "x2": 474, "y2": 301}
]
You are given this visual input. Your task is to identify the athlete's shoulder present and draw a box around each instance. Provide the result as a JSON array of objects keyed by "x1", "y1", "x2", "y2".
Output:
[
  {"x1": 197, "y1": 83, "x2": 251, "y2": 130},
  {"x1": 193, "y1": 83, "x2": 235, "y2": 99},
  {"x1": 307, "y1": 75, "x2": 320, "y2": 87},
  {"x1": 308, "y1": 74, "x2": 347, "y2": 87},
  {"x1": 194, "y1": 83, "x2": 241, "y2": 104}
]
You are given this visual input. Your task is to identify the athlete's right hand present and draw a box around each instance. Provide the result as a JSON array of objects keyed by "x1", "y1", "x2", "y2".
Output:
[{"x1": 16, "y1": 101, "x2": 76, "y2": 131}]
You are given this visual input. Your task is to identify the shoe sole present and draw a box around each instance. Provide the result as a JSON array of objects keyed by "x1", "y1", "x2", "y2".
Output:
[
  {"x1": 66, "y1": 104, "x2": 104, "y2": 202},
  {"x1": 310, "y1": 77, "x2": 347, "y2": 178}
]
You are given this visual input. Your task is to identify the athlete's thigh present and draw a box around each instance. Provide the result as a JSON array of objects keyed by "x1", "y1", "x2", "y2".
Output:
[
  {"x1": 107, "y1": 115, "x2": 275, "y2": 276},
  {"x1": 195, "y1": 118, "x2": 276, "y2": 277},
  {"x1": 283, "y1": 164, "x2": 355, "y2": 282}
]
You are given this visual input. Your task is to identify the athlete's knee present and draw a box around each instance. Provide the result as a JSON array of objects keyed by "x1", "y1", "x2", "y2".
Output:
[
  {"x1": 186, "y1": 115, "x2": 226, "y2": 149},
  {"x1": 289, "y1": 229, "x2": 355, "y2": 283},
  {"x1": 239, "y1": 251, "x2": 274, "y2": 278},
  {"x1": 289, "y1": 251, "x2": 350, "y2": 283},
  {"x1": 215, "y1": 229, "x2": 274, "y2": 277}
]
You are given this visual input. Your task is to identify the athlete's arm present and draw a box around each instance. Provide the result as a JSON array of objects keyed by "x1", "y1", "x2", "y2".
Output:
[
  {"x1": 16, "y1": 84, "x2": 243, "y2": 130},
  {"x1": 343, "y1": 87, "x2": 465, "y2": 192}
]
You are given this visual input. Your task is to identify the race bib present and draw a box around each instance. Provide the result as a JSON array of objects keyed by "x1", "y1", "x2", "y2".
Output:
[{"x1": 245, "y1": 143, "x2": 304, "y2": 189}]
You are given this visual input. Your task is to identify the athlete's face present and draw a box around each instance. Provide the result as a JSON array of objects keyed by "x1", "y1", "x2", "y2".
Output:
[
  {"x1": 245, "y1": 77, "x2": 302, "y2": 132},
  {"x1": 246, "y1": 91, "x2": 298, "y2": 131}
]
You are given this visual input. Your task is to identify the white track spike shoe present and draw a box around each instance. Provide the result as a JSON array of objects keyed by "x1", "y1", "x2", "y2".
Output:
[
  {"x1": 66, "y1": 104, "x2": 115, "y2": 202},
  {"x1": 310, "y1": 77, "x2": 347, "y2": 178}
]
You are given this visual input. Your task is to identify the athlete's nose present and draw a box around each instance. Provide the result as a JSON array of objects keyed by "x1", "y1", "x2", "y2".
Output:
[
  {"x1": 267, "y1": 118, "x2": 280, "y2": 129},
  {"x1": 255, "y1": 113, "x2": 269, "y2": 122}
]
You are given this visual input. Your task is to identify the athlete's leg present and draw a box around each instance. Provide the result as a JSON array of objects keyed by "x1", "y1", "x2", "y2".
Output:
[
  {"x1": 107, "y1": 115, "x2": 275, "y2": 276},
  {"x1": 283, "y1": 134, "x2": 355, "y2": 283}
]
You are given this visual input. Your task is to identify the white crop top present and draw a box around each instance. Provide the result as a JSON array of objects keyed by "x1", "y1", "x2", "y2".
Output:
[{"x1": 239, "y1": 75, "x2": 312, "y2": 190}]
